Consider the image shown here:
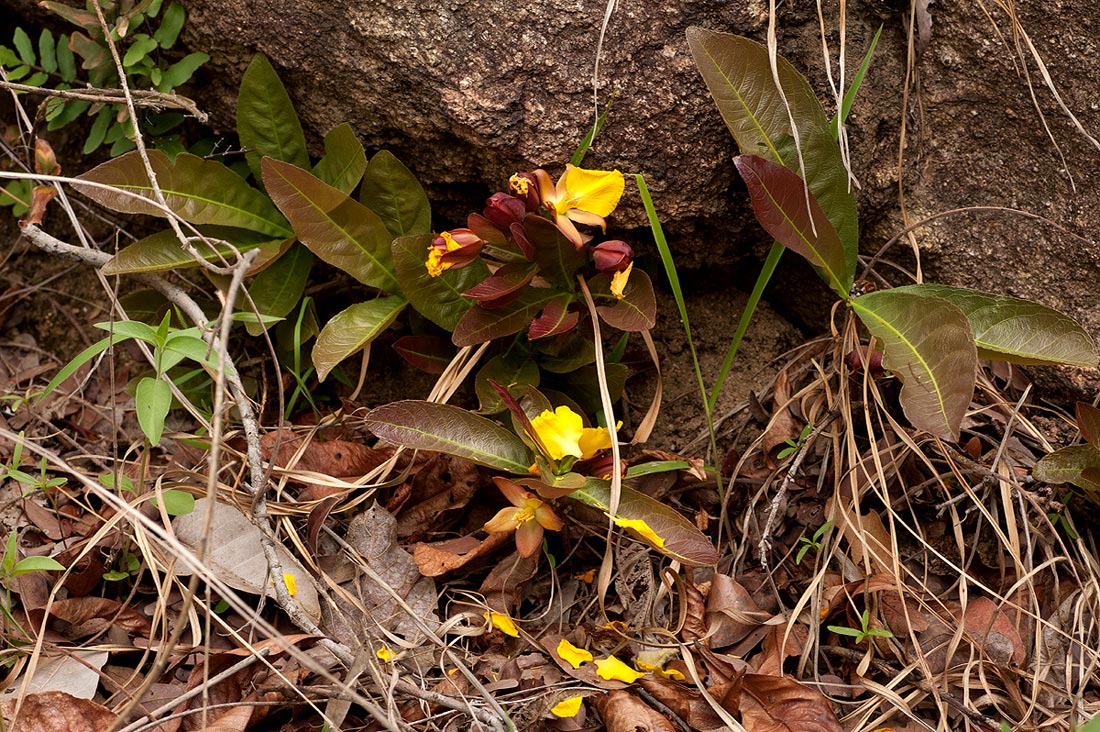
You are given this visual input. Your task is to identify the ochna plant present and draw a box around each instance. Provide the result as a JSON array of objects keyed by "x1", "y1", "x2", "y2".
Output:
[{"x1": 687, "y1": 27, "x2": 1097, "y2": 441}]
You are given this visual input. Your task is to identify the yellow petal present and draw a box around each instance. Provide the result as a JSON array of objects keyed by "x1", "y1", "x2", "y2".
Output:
[
  {"x1": 530, "y1": 406, "x2": 585, "y2": 460},
  {"x1": 610, "y1": 261, "x2": 633, "y2": 299},
  {"x1": 574, "y1": 569, "x2": 596, "y2": 583},
  {"x1": 577, "y1": 424, "x2": 613, "y2": 459},
  {"x1": 281, "y1": 573, "x2": 297, "y2": 596},
  {"x1": 635, "y1": 652, "x2": 685, "y2": 680},
  {"x1": 559, "y1": 166, "x2": 625, "y2": 217},
  {"x1": 426, "y1": 246, "x2": 449, "y2": 277},
  {"x1": 376, "y1": 646, "x2": 394, "y2": 662},
  {"x1": 612, "y1": 516, "x2": 666, "y2": 549},
  {"x1": 486, "y1": 611, "x2": 520, "y2": 637},
  {"x1": 594, "y1": 655, "x2": 645, "y2": 683},
  {"x1": 556, "y1": 638, "x2": 594, "y2": 668},
  {"x1": 550, "y1": 695, "x2": 584, "y2": 718}
]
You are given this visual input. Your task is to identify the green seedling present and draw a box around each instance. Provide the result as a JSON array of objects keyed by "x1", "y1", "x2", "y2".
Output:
[
  {"x1": 777, "y1": 422, "x2": 815, "y2": 460},
  {"x1": 796, "y1": 519, "x2": 833, "y2": 565},
  {"x1": 828, "y1": 608, "x2": 894, "y2": 645}
]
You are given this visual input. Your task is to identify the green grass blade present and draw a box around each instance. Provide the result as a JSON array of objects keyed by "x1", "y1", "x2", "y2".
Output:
[
  {"x1": 570, "y1": 93, "x2": 616, "y2": 167},
  {"x1": 830, "y1": 25, "x2": 883, "y2": 140}
]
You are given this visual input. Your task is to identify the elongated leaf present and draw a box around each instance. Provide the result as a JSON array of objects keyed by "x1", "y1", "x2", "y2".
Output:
[
  {"x1": 392, "y1": 233, "x2": 488, "y2": 330},
  {"x1": 1034, "y1": 444, "x2": 1100, "y2": 491},
  {"x1": 570, "y1": 479, "x2": 718, "y2": 566},
  {"x1": 1077, "y1": 402, "x2": 1100, "y2": 450},
  {"x1": 850, "y1": 290, "x2": 977, "y2": 441},
  {"x1": 687, "y1": 27, "x2": 858, "y2": 279},
  {"x1": 592, "y1": 270, "x2": 657, "y2": 332},
  {"x1": 262, "y1": 157, "x2": 399, "y2": 292},
  {"x1": 452, "y1": 288, "x2": 566, "y2": 347},
  {"x1": 528, "y1": 294, "x2": 578, "y2": 340},
  {"x1": 236, "y1": 54, "x2": 309, "y2": 181},
  {"x1": 364, "y1": 400, "x2": 534, "y2": 474},
  {"x1": 135, "y1": 376, "x2": 171, "y2": 446},
  {"x1": 524, "y1": 214, "x2": 586, "y2": 289},
  {"x1": 360, "y1": 150, "x2": 431, "y2": 238},
  {"x1": 735, "y1": 154, "x2": 849, "y2": 296},
  {"x1": 886, "y1": 284, "x2": 1097, "y2": 367},
  {"x1": 462, "y1": 263, "x2": 537, "y2": 308},
  {"x1": 75, "y1": 151, "x2": 291, "y2": 237},
  {"x1": 312, "y1": 296, "x2": 406, "y2": 381},
  {"x1": 311, "y1": 123, "x2": 367, "y2": 195},
  {"x1": 245, "y1": 244, "x2": 314, "y2": 336},
  {"x1": 392, "y1": 335, "x2": 454, "y2": 374},
  {"x1": 475, "y1": 354, "x2": 540, "y2": 414},
  {"x1": 101, "y1": 226, "x2": 279, "y2": 275}
]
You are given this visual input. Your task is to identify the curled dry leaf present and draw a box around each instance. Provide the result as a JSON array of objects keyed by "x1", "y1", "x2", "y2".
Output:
[
  {"x1": 705, "y1": 574, "x2": 769, "y2": 648},
  {"x1": 639, "y1": 676, "x2": 727, "y2": 732},
  {"x1": 597, "y1": 690, "x2": 679, "y2": 732},
  {"x1": 738, "y1": 674, "x2": 844, "y2": 732},
  {"x1": 1, "y1": 691, "x2": 116, "y2": 732},
  {"x1": 394, "y1": 454, "x2": 481, "y2": 538},
  {"x1": 413, "y1": 531, "x2": 511, "y2": 576},
  {"x1": 762, "y1": 368, "x2": 800, "y2": 466},
  {"x1": 46, "y1": 597, "x2": 151, "y2": 637},
  {"x1": 0, "y1": 651, "x2": 107, "y2": 701}
]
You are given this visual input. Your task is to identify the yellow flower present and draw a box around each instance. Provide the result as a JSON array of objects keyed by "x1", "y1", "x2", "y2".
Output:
[
  {"x1": 425, "y1": 229, "x2": 483, "y2": 277},
  {"x1": 485, "y1": 611, "x2": 520, "y2": 637},
  {"x1": 482, "y1": 477, "x2": 563, "y2": 557},
  {"x1": 611, "y1": 516, "x2": 666, "y2": 549},
  {"x1": 556, "y1": 639, "x2": 594, "y2": 668},
  {"x1": 534, "y1": 165, "x2": 625, "y2": 247},
  {"x1": 530, "y1": 405, "x2": 613, "y2": 461},
  {"x1": 280, "y1": 573, "x2": 297, "y2": 596},
  {"x1": 376, "y1": 647, "x2": 394, "y2": 662},
  {"x1": 610, "y1": 261, "x2": 633, "y2": 299},
  {"x1": 550, "y1": 696, "x2": 584, "y2": 718},
  {"x1": 635, "y1": 652, "x2": 686, "y2": 681},
  {"x1": 594, "y1": 655, "x2": 645, "y2": 683}
]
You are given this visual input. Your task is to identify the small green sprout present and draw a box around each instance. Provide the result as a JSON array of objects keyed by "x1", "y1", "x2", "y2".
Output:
[
  {"x1": 827, "y1": 608, "x2": 893, "y2": 645},
  {"x1": 777, "y1": 422, "x2": 814, "y2": 460},
  {"x1": 796, "y1": 520, "x2": 833, "y2": 565}
]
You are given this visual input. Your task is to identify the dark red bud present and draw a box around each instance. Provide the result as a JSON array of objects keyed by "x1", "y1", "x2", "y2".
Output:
[
  {"x1": 592, "y1": 240, "x2": 634, "y2": 273},
  {"x1": 845, "y1": 345, "x2": 885, "y2": 376},
  {"x1": 509, "y1": 172, "x2": 540, "y2": 211},
  {"x1": 483, "y1": 192, "x2": 526, "y2": 229}
]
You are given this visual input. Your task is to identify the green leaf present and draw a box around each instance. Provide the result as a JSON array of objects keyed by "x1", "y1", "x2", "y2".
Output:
[
  {"x1": 244, "y1": 244, "x2": 314, "y2": 336},
  {"x1": 312, "y1": 296, "x2": 406, "y2": 381},
  {"x1": 569, "y1": 479, "x2": 719, "y2": 566},
  {"x1": 542, "y1": 363, "x2": 628, "y2": 415},
  {"x1": 392, "y1": 233, "x2": 488, "y2": 331},
  {"x1": 38, "y1": 29, "x2": 57, "y2": 73},
  {"x1": 311, "y1": 123, "x2": 367, "y2": 195},
  {"x1": 38, "y1": 334, "x2": 125, "y2": 401},
  {"x1": 1033, "y1": 444, "x2": 1100, "y2": 491},
  {"x1": 135, "y1": 376, "x2": 172, "y2": 446},
  {"x1": 262, "y1": 157, "x2": 400, "y2": 291},
  {"x1": 102, "y1": 227, "x2": 281, "y2": 275},
  {"x1": 363, "y1": 400, "x2": 535, "y2": 474},
  {"x1": 592, "y1": 269, "x2": 657, "y2": 332},
  {"x1": 830, "y1": 25, "x2": 882, "y2": 139},
  {"x1": 93, "y1": 319, "x2": 159, "y2": 344},
  {"x1": 475, "y1": 354, "x2": 540, "y2": 414},
  {"x1": 11, "y1": 556, "x2": 66, "y2": 577},
  {"x1": 154, "y1": 2, "x2": 185, "y2": 48},
  {"x1": 75, "y1": 150, "x2": 291, "y2": 237},
  {"x1": 452, "y1": 288, "x2": 566, "y2": 347},
  {"x1": 686, "y1": 27, "x2": 858, "y2": 281},
  {"x1": 734, "y1": 154, "x2": 849, "y2": 296},
  {"x1": 123, "y1": 34, "x2": 158, "y2": 67},
  {"x1": 157, "y1": 52, "x2": 208, "y2": 92},
  {"x1": 56, "y1": 34, "x2": 76, "y2": 82},
  {"x1": 886, "y1": 284, "x2": 1097, "y2": 367},
  {"x1": 359, "y1": 150, "x2": 431, "y2": 238},
  {"x1": 524, "y1": 215, "x2": 586, "y2": 289},
  {"x1": 850, "y1": 290, "x2": 977, "y2": 441},
  {"x1": 13, "y1": 28, "x2": 35, "y2": 65},
  {"x1": 83, "y1": 107, "x2": 112, "y2": 154},
  {"x1": 237, "y1": 54, "x2": 309, "y2": 181},
  {"x1": 624, "y1": 460, "x2": 694, "y2": 478},
  {"x1": 162, "y1": 333, "x2": 217, "y2": 369},
  {"x1": 155, "y1": 489, "x2": 195, "y2": 516}
]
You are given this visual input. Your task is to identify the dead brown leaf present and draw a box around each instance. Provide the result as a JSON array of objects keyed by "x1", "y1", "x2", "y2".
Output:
[
  {"x1": 413, "y1": 531, "x2": 511, "y2": 576},
  {"x1": 394, "y1": 455, "x2": 482, "y2": 538},
  {"x1": 596, "y1": 690, "x2": 679, "y2": 732},
  {"x1": 639, "y1": 676, "x2": 727, "y2": 731},
  {"x1": 480, "y1": 552, "x2": 539, "y2": 613},
  {"x1": 46, "y1": 597, "x2": 151, "y2": 637},
  {"x1": 705, "y1": 574, "x2": 769, "y2": 648},
  {"x1": 738, "y1": 674, "x2": 844, "y2": 732},
  {"x1": 763, "y1": 369, "x2": 799, "y2": 466},
  {"x1": 0, "y1": 691, "x2": 116, "y2": 732}
]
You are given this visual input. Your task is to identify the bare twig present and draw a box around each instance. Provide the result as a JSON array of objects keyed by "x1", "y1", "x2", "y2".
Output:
[{"x1": 0, "y1": 80, "x2": 207, "y2": 122}]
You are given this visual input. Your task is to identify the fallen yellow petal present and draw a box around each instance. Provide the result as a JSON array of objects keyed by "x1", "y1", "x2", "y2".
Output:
[
  {"x1": 611, "y1": 516, "x2": 666, "y2": 549},
  {"x1": 594, "y1": 655, "x2": 645, "y2": 683},
  {"x1": 376, "y1": 647, "x2": 393, "y2": 662},
  {"x1": 556, "y1": 639, "x2": 594, "y2": 668},
  {"x1": 550, "y1": 695, "x2": 584, "y2": 718},
  {"x1": 574, "y1": 569, "x2": 596, "y2": 583},
  {"x1": 486, "y1": 611, "x2": 520, "y2": 637},
  {"x1": 281, "y1": 573, "x2": 297, "y2": 596}
]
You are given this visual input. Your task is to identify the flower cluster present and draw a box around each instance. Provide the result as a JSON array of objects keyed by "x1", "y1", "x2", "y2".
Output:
[{"x1": 424, "y1": 164, "x2": 635, "y2": 307}]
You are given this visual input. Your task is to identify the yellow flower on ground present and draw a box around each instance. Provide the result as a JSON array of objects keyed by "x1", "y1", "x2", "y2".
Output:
[
  {"x1": 612, "y1": 516, "x2": 666, "y2": 548},
  {"x1": 376, "y1": 647, "x2": 394, "y2": 662},
  {"x1": 530, "y1": 405, "x2": 613, "y2": 462},
  {"x1": 486, "y1": 611, "x2": 520, "y2": 637},
  {"x1": 533, "y1": 165, "x2": 625, "y2": 247},
  {"x1": 594, "y1": 655, "x2": 646, "y2": 683},
  {"x1": 556, "y1": 639, "x2": 594, "y2": 668},
  {"x1": 635, "y1": 652, "x2": 686, "y2": 681},
  {"x1": 281, "y1": 573, "x2": 297, "y2": 596},
  {"x1": 550, "y1": 696, "x2": 584, "y2": 718},
  {"x1": 482, "y1": 477, "x2": 563, "y2": 557},
  {"x1": 610, "y1": 261, "x2": 633, "y2": 299}
]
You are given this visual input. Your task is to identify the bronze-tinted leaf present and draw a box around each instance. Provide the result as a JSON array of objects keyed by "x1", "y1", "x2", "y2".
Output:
[
  {"x1": 1034, "y1": 444, "x2": 1100, "y2": 491},
  {"x1": 262, "y1": 157, "x2": 399, "y2": 291},
  {"x1": 392, "y1": 233, "x2": 488, "y2": 331},
  {"x1": 312, "y1": 296, "x2": 406, "y2": 381},
  {"x1": 452, "y1": 288, "x2": 566, "y2": 347},
  {"x1": 75, "y1": 150, "x2": 291, "y2": 237},
  {"x1": 462, "y1": 263, "x2": 537, "y2": 309},
  {"x1": 593, "y1": 269, "x2": 657, "y2": 331},
  {"x1": 392, "y1": 335, "x2": 454, "y2": 374},
  {"x1": 850, "y1": 290, "x2": 977, "y2": 441},
  {"x1": 1077, "y1": 402, "x2": 1100, "y2": 449},
  {"x1": 887, "y1": 284, "x2": 1097, "y2": 367},
  {"x1": 528, "y1": 294, "x2": 579, "y2": 340},
  {"x1": 524, "y1": 214, "x2": 586, "y2": 288},
  {"x1": 364, "y1": 400, "x2": 534, "y2": 474},
  {"x1": 734, "y1": 154, "x2": 848, "y2": 297}
]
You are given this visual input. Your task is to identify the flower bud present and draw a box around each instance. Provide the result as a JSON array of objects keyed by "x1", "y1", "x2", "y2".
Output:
[
  {"x1": 425, "y1": 228, "x2": 484, "y2": 277},
  {"x1": 482, "y1": 192, "x2": 526, "y2": 229},
  {"x1": 592, "y1": 240, "x2": 633, "y2": 273},
  {"x1": 508, "y1": 172, "x2": 540, "y2": 211}
]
